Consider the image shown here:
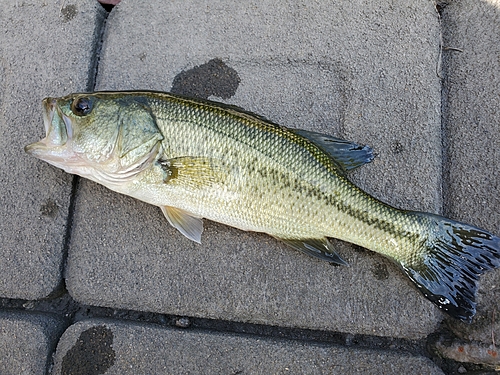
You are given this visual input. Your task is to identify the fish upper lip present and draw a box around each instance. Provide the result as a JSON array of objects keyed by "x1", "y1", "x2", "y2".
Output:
[
  {"x1": 50, "y1": 98, "x2": 73, "y2": 145},
  {"x1": 24, "y1": 98, "x2": 72, "y2": 157},
  {"x1": 24, "y1": 99, "x2": 55, "y2": 155},
  {"x1": 42, "y1": 97, "x2": 56, "y2": 136}
]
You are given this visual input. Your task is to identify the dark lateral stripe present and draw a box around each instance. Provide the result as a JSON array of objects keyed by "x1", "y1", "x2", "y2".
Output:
[{"x1": 152, "y1": 93, "x2": 343, "y2": 175}]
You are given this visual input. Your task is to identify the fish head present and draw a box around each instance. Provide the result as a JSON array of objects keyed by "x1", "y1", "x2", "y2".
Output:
[{"x1": 25, "y1": 93, "x2": 163, "y2": 185}]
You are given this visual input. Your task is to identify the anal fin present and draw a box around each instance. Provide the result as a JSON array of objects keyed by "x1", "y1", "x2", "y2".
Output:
[
  {"x1": 278, "y1": 237, "x2": 348, "y2": 266},
  {"x1": 161, "y1": 206, "x2": 204, "y2": 244}
]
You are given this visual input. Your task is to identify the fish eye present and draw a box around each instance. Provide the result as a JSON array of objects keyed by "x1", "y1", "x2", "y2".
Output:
[{"x1": 71, "y1": 97, "x2": 93, "y2": 116}]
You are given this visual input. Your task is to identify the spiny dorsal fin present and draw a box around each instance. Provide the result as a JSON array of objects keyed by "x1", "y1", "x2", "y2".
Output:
[
  {"x1": 278, "y1": 237, "x2": 348, "y2": 266},
  {"x1": 161, "y1": 206, "x2": 203, "y2": 243},
  {"x1": 292, "y1": 129, "x2": 374, "y2": 171}
]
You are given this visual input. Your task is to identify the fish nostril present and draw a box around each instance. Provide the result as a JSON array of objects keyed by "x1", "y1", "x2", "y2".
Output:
[
  {"x1": 49, "y1": 99, "x2": 56, "y2": 111},
  {"x1": 43, "y1": 98, "x2": 56, "y2": 114}
]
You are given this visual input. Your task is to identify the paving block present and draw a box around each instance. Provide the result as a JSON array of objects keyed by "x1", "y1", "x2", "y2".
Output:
[
  {"x1": 0, "y1": 310, "x2": 64, "y2": 375},
  {"x1": 66, "y1": 0, "x2": 444, "y2": 338},
  {"x1": 0, "y1": 1, "x2": 106, "y2": 299},
  {"x1": 440, "y1": 0, "x2": 500, "y2": 343},
  {"x1": 51, "y1": 319, "x2": 444, "y2": 375}
]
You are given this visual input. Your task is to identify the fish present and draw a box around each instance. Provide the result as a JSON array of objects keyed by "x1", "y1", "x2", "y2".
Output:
[{"x1": 25, "y1": 91, "x2": 500, "y2": 322}]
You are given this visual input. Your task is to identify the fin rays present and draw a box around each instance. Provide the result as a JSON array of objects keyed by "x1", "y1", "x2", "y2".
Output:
[
  {"x1": 161, "y1": 206, "x2": 203, "y2": 243},
  {"x1": 278, "y1": 237, "x2": 348, "y2": 266},
  {"x1": 292, "y1": 129, "x2": 374, "y2": 172},
  {"x1": 400, "y1": 212, "x2": 500, "y2": 322}
]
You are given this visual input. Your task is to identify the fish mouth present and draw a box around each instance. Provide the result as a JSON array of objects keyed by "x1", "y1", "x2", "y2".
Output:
[{"x1": 25, "y1": 97, "x2": 76, "y2": 167}]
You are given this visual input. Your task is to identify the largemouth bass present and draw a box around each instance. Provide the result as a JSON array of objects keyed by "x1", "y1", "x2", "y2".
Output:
[{"x1": 25, "y1": 91, "x2": 500, "y2": 322}]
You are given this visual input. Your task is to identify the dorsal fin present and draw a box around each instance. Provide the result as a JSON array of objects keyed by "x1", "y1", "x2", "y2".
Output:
[{"x1": 292, "y1": 129, "x2": 374, "y2": 171}]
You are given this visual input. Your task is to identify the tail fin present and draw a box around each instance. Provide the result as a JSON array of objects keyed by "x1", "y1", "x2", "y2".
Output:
[{"x1": 400, "y1": 212, "x2": 500, "y2": 322}]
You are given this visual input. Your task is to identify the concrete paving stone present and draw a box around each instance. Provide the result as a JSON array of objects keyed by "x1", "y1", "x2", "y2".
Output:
[
  {"x1": 65, "y1": 0, "x2": 445, "y2": 339},
  {"x1": 51, "y1": 319, "x2": 444, "y2": 375},
  {"x1": 440, "y1": 0, "x2": 500, "y2": 343},
  {"x1": 0, "y1": 1, "x2": 106, "y2": 299},
  {"x1": 0, "y1": 310, "x2": 64, "y2": 375}
]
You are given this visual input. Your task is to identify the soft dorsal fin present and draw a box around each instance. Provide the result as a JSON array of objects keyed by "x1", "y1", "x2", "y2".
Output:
[
  {"x1": 292, "y1": 129, "x2": 374, "y2": 171},
  {"x1": 161, "y1": 206, "x2": 203, "y2": 243},
  {"x1": 277, "y1": 237, "x2": 348, "y2": 266}
]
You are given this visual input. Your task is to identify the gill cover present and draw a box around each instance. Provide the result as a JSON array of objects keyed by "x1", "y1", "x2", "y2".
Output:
[{"x1": 83, "y1": 96, "x2": 164, "y2": 184}]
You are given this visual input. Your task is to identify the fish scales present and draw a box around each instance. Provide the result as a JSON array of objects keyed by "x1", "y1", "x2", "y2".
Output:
[
  {"x1": 25, "y1": 91, "x2": 500, "y2": 322},
  {"x1": 148, "y1": 94, "x2": 421, "y2": 259}
]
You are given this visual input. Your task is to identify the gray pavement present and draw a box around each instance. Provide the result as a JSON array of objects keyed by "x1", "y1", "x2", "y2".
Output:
[
  {"x1": 51, "y1": 319, "x2": 443, "y2": 375},
  {"x1": 0, "y1": 0, "x2": 105, "y2": 300},
  {"x1": 438, "y1": 0, "x2": 500, "y2": 352},
  {"x1": 69, "y1": 0, "x2": 442, "y2": 339},
  {"x1": 0, "y1": 0, "x2": 499, "y2": 374},
  {"x1": 0, "y1": 311, "x2": 64, "y2": 375}
]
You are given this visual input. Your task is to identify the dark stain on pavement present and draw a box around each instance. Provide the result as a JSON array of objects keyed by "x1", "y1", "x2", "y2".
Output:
[
  {"x1": 171, "y1": 58, "x2": 240, "y2": 99},
  {"x1": 61, "y1": 4, "x2": 77, "y2": 22},
  {"x1": 351, "y1": 244, "x2": 366, "y2": 253},
  {"x1": 40, "y1": 199, "x2": 58, "y2": 218},
  {"x1": 372, "y1": 262, "x2": 390, "y2": 281},
  {"x1": 391, "y1": 140, "x2": 404, "y2": 155},
  {"x1": 61, "y1": 325, "x2": 115, "y2": 375}
]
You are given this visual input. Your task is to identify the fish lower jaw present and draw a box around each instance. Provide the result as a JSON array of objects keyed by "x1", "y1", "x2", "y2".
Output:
[{"x1": 24, "y1": 141, "x2": 65, "y2": 161}]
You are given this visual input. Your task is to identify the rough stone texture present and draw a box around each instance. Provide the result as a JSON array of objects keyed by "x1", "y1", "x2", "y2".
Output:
[
  {"x1": 440, "y1": 0, "x2": 500, "y2": 344},
  {"x1": 0, "y1": 0, "x2": 498, "y2": 373},
  {"x1": 51, "y1": 319, "x2": 444, "y2": 375},
  {"x1": 0, "y1": 311, "x2": 64, "y2": 375},
  {"x1": 0, "y1": 1, "x2": 106, "y2": 299},
  {"x1": 65, "y1": 0, "x2": 444, "y2": 338}
]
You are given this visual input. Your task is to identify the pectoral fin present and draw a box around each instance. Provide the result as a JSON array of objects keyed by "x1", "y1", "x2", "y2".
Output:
[
  {"x1": 292, "y1": 129, "x2": 374, "y2": 171},
  {"x1": 161, "y1": 206, "x2": 203, "y2": 243},
  {"x1": 159, "y1": 156, "x2": 227, "y2": 188},
  {"x1": 278, "y1": 237, "x2": 348, "y2": 266}
]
